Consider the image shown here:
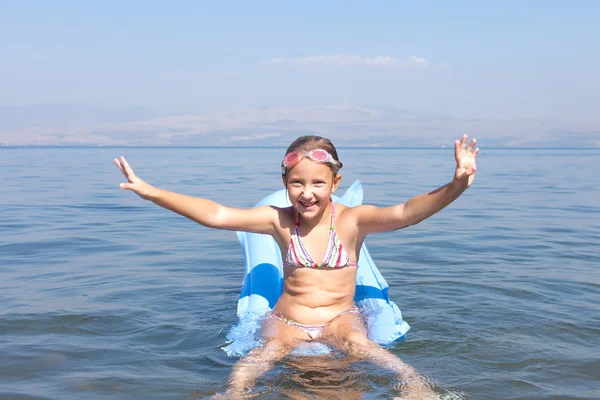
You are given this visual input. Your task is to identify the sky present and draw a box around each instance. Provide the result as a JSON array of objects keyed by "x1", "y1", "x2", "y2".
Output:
[{"x1": 1, "y1": 0, "x2": 599, "y2": 120}]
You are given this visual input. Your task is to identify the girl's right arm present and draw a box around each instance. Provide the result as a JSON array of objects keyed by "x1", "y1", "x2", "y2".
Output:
[{"x1": 114, "y1": 156, "x2": 278, "y2": 235}]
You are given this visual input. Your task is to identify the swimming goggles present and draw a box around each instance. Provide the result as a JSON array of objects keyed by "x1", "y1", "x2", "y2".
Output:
[{"x1": 281, "y1": 149, "x2": 339, "y2": 173}]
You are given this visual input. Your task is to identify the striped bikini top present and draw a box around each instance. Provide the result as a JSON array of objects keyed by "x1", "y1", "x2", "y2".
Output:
[{"x1": 284, "y1": 200, "x2": 357, "y2": 269}]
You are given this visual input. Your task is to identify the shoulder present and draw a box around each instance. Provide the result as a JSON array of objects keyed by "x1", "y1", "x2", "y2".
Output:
[
  {"x1": 333, "y1": 202, "x2": 361, "y2": 226},
  {"x1": 271, "y1": 205, "x2": 296, "y2": 229},
  {"x1": 251, "y1": 205, "x2": 293, "y2": 221},
  {"x1": 332, "y1": 203, "x2": 363, "y2": 243},
  {"x1": 337, "y1": 203, "x2": 378, "y2": 220}
]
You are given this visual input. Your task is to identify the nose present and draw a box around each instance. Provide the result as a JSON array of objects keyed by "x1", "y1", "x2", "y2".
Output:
[{"x1": 300, "y1": 187, "x2": 314, "y2": 200}]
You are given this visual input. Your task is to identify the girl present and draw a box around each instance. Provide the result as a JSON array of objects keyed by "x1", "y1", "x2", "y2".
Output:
[{"x1": 114, "y1": 134, "x2": 478, "y2": 399}]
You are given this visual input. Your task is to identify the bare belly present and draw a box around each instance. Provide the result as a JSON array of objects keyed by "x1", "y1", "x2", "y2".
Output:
[{"x1": 273, "y1": 286, "x2": 356, "y2": 325}]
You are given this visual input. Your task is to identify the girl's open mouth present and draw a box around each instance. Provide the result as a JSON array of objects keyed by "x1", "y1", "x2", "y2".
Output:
[{"x1": 299, "y1": 200, "x2": 318, "y2": 209}]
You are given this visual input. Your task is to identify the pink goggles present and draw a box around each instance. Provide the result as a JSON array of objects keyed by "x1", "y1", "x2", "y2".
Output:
[{"x1": 281, "y1": 149, "x2": 338, "y2": 173}]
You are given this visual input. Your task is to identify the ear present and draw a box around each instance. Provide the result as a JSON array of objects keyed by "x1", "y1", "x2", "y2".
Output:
[{"x1": 332, "y1": 174, "x2": 342, "y2": 193}]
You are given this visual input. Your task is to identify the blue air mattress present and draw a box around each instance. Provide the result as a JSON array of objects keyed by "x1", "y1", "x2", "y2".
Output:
[{"x1": 223, "y1": 181, "x2": 410, "y2": 357}]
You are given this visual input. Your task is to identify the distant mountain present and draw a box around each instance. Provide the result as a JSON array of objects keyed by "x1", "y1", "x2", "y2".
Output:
[
  {"x1": 0, "y1": 103, "x2": 598, "y2": 147},
  {"x1": 0, "y1": 104, "x2": 161, "y2": 130}
]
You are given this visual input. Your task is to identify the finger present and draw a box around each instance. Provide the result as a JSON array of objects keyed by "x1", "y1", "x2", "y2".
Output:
[
  {"x1": 454, "y1": 139, "x2": 461, "y2": 160},
  {"x1": 461, "y1": 134, "x2": 468, "y2": 150},
  {"x1": 114, "y1": 158, "x2": 125, "y2": 173},
  {"x1": 119, "y1": 182, "x2": 133, "y2": 190},
  {"x1": 473, "y1": 147, "x2": 480, "y2": 158},
  {"x1": 457, "y1": 169, "x2": 474, "y2": 180},
  {"x1": 118, "y1": 157, "x2": 131, "y2": 180},
  {"x1": 120, "y1": 156, "x2": 136, "y2": 177},
  {"x1": 467, "y1": 138, "x2": 476, "y2": 153}
]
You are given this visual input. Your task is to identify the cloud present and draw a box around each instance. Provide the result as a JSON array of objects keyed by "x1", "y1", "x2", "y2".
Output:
[
  {"x1": 260, "y1": 54, "x2": 429, "y2": 68},
  {"x1": 231, "y1": 133, "x2": 282, "y2": 141},
  {"x1": 260, "y1": 57, "x2": 285, "y2": 66}
]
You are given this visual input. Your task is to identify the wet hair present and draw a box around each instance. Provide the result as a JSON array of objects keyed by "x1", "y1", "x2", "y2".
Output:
[{"x1": 281, "y1": 135, "x2": 343, "y2": 177}]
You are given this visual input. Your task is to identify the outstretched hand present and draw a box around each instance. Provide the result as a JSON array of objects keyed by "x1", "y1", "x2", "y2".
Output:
[
  {"x1": 453, "y1": 134, "x2": 479, "y2": 188},
  {"x1": 114, "y1": 156, "x2": 157, "y2": 200}
]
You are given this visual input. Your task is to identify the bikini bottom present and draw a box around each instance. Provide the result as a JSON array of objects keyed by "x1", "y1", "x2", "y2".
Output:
[{"x1": 265, "y1": 306, "x2": 362, "y2": 340}]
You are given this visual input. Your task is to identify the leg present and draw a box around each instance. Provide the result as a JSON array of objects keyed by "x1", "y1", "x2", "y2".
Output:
[
  {"x1": 226, "y1": 338, "x2": 292, "y2": 396},
  {"x1": 322, "y1": 312, "x2": 436, "y2": 400},
  {"x1": 226, "y1": 314, "x2": 305, "y2": 395}
]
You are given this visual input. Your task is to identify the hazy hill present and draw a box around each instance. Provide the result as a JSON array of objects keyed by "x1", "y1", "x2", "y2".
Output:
[{"x1": 0, "y1": 104, "x2": 598, "y2": 147}]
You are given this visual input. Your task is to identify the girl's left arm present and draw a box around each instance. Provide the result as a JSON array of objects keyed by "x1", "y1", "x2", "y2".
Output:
[{"x1": 355, "y1": 134, "x2": 479, "y2": 235}]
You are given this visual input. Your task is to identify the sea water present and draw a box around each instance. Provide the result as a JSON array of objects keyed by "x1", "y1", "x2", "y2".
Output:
[{"x1": 1, "y1": 146, "x2": 599, "y2": 399}]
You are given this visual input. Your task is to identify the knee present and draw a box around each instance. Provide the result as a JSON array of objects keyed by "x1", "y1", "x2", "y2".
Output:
[
  {"x1": 260, "y1": 338, "x2": 296, "y2": 359},
  {"x1": 343, "y1": 330, "x2": 372, "y2": 347},
  {"x1": 262, "y1": 338, "x2": 284, "y2": 350}
]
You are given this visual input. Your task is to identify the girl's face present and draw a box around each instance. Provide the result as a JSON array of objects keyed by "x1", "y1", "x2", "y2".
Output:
[{"x1": 283, "y1": 158, "x2": 341, "y2": 219}]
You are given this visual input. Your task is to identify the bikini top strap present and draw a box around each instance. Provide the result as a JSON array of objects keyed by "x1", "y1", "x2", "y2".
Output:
[
  {"x1": 330, "y1": 198, "x2": 335, "y2": 230},
  {"x1": 295, "y1": 211, "x2": 300, "y2": 228}
]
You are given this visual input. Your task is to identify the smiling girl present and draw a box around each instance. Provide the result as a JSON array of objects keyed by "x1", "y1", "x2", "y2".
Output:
[{"x1": 115, "y1": 134, "x2": 478, "y2": 399}]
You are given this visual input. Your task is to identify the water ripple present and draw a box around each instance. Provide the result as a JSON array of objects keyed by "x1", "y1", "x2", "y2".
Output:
[{"x1": 1, "y1": 147, "x2": 599, "y2": 399}]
